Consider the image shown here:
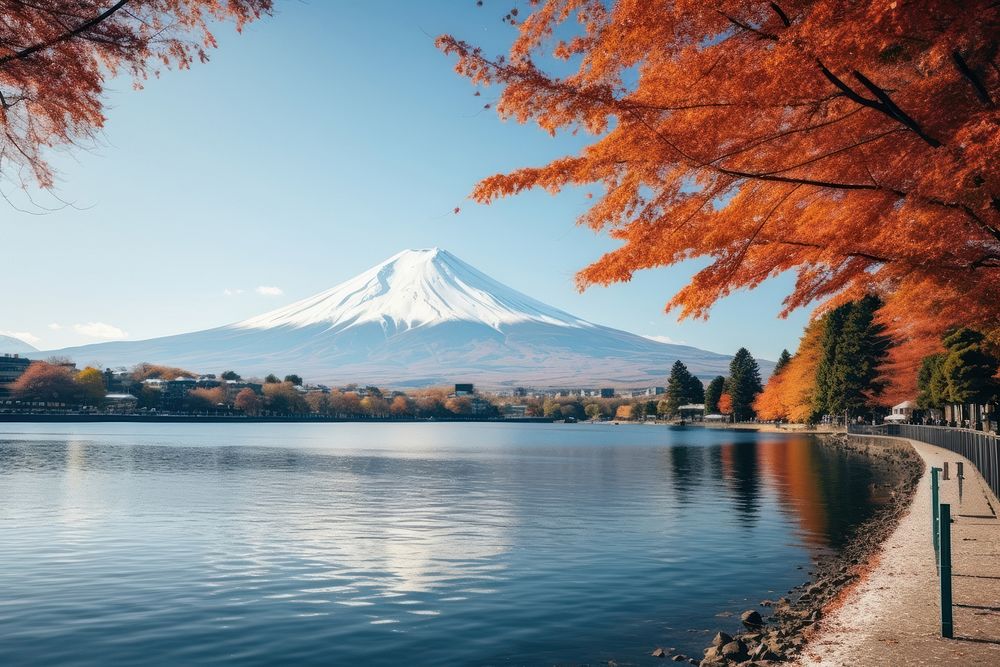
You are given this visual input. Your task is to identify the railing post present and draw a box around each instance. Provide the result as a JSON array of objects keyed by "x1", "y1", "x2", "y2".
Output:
[
  {"x1": 931, "y1": 467, "x2": 941, "y2": 567},
  {"x1": 939, "y1": 503, "x2": 953, "y2": 638}
]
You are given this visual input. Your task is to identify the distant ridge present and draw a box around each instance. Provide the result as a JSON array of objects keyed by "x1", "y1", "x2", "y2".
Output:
[
  {"x1": 45, "y1": 249, "x2": 771, "y2": 387},
  {"x1": 0, "y1": 334, "x2": 37, "y2": 356}
]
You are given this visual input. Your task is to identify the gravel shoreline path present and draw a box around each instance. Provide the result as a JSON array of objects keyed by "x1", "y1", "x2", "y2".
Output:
[{"x1": 800, "y1": 436, "x2": 1000, "y2": 666}]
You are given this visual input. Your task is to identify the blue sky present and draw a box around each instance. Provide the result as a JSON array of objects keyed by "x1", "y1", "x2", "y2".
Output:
[{"x1": 2, "y1": 1, "x2": 810, "y2": 360}]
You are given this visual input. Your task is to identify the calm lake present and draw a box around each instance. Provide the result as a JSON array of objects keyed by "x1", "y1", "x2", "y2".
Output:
[{"x1": 0, "y1": 423, "x2": 889, "y2": 666}]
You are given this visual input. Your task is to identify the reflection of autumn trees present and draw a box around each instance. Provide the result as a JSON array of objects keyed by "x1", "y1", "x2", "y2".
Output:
[{"x1": 668, "y1": 437, "x2": 884, "y2": 548}]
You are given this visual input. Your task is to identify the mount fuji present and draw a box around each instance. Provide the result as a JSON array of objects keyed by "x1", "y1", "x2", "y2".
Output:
[{"x1": 44, "y1": 249, "x2": 763, "y2": 387}]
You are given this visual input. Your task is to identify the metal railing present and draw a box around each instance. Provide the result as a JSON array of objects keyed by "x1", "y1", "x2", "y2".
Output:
[{"x1": 849, "y1": 423, "x2": 1000, "y2": 503}]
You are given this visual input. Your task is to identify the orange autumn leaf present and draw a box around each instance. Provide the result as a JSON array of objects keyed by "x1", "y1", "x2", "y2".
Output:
[
  {"x1": 438, "y1": 1, "x2": 1000, "y2": 398},
  {"x1": 0, "y1": 1, "x2": 272, "y2": 189},
  {"x1": 755, "y1": 318, "x2": 825, "y2": 422}
]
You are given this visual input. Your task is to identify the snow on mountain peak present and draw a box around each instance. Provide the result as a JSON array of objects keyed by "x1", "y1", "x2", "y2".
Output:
[{"x1": 234, "y1": 248, "x2": 593, "y2": 333}]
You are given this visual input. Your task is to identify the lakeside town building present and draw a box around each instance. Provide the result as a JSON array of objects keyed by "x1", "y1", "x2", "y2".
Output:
[{"x1": 0, "y1": 354, "x2": 31, "y2": 398}]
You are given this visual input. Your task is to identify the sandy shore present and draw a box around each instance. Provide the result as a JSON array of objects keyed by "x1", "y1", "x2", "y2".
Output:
[{"x1": 799, "y1": 436, "x2": 1000, "y2": 666}]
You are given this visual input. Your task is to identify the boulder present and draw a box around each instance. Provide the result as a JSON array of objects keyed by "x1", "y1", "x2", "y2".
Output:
[
  {"x1": 740, "y1": 610, "x2": 764, "y2": 627},
  {"x1": 711, "y1": 632, "x2": 733, "y2": 647},
  {"x1": 652, "y1": 648, "x2": 667, "y2": 658},
  {"x1": 721, "y1": 640, "x2": 749, "y2": 661},
  {"x1": 702, "y1": 646, "x2": 722, "y2": 662}
]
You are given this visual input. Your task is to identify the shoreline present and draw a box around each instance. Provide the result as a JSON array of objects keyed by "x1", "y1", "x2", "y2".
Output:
[
  {"x1": 799, "y1": 436, "x2": 1000, "y2": 666},
  {"x1": 658, "y1": 434, "x2": 923, "y2": 666},
  {"x1": 0, "y1": 414, "x2": 553, "y2": 424}
]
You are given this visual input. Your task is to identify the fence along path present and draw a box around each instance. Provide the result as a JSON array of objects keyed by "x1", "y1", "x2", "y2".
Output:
[
  {"x1": 850, "y1": 424, "x2": 999, "y2": 500},
  {"x1": 803, "y1": 435, "x2": 1000, "y2": 665}
]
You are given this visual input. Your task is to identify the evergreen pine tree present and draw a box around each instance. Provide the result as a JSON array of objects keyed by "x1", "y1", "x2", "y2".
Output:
[
  {"x1": 665, "y1": 360, "x2": 694, "y2": 415},
  {"x1": 704, "y1": 376, "x2": 725, "y2": 414},
  {"x1": 727, "y1": 348, "x2": 763, "y2": 421},
  {"x1": 916, "y1": 354, "x2": 947, "y2": 410},
  {"x1": 774, "y1": 349, "x2": 792, "y2": 375},
  {"x1": 814, "y1": 305, "x2": 848, "y2": 415},
  {"x1": 941, "y1": 328, "x2": 999, "y2": 428},
  {"x1": 686, "y1": 375, "x2": 705, "y2": 405},
  {"x1": 813, "y1": 296, "x2": 891, "y2": 418},
  {"x1": 838, "y1": 296, "x2": 891, "y2": 415}
]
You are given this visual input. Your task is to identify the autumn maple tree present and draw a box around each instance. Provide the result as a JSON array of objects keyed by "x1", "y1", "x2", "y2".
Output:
[
  {"x1": 439, "y1": 1, "x2": 1000, "y2": 396},
  {"x1": 0, "y1": 0, "x2": 271, "y2": 190}
]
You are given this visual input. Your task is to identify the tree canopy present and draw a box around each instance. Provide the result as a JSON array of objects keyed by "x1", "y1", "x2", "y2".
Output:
[
  {"x1": 940, "y1": 329, "x2": 999, "y2": 407},
  {"x1": 439, "y1": 1, "x2": 1000, "y2": 398},
  {"x1": 0, "y1": 0, "x2": 271, "y2": 190},
  {"x1": 704, "y1": 375, "x2": 726, "y2": 414},
  {"x1": 774, "y1": 350, "x2": 792, "y2": 375},
  {"x1": 727, "y1": 348, "x2": 763, "y2": 421},
  {"x1": 756, "y1": 297, "x2": 892, "y2": 421},
  {"x1": 76, "y1": 366, "x2": 106, "y2": 406},
  {"x1": 814, "y1": 296, "x2": 891, "y2": 416},
  {"x1": 665, "y1": 359, "x2": 703, "y2": 415},
  {"x1": 10, "y1": 361, "x2": 76, "y2": 402}
]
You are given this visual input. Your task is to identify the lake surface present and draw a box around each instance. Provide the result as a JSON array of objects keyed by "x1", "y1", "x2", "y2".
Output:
[{"x1": 0, "y1": 423, "x2": 890, "y2": 666}]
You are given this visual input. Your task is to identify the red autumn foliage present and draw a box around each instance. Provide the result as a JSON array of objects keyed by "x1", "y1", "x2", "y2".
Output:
[
  {"x1": 234, "y1": 388, "x2": 263, "y2": 416},
  {"x1": 0, "y1": 0, "x2": 271, "y2": 188},
  {"x1": 10, "y1": 361, "x2": 76, "y2": 402},
  {"x1": 439, "y1": 1, "x2": 1000, "y2": 397}
]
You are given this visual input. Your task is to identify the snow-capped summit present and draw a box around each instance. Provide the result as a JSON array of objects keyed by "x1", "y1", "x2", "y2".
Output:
[
  {"x1": 236, "y1": 248, "x2": 590, "y2": 333},
  {"x1": 44, "y1": 249, "x2": 768, "y2": 387}
]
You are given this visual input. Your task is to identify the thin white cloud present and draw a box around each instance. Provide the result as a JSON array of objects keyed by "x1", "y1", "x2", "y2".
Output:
[
  {"x1": 223, "y1": 288, "x2": 245, "y2": 297},
  {"x1": 48, "y1": 323, "x2": 62, "y2": 330},
  {"x1": 643, "y1": 334, "x2": 687, "y2": 346},
  {"x1": 0, "y1": 330, "x2": 41, "y2": 345},
  {"x1": 73, "y1": 322, "x2": 129, "y2": 340},
  {"x1": 256, "y1": 285, "x2": 283, "y2": 296}
]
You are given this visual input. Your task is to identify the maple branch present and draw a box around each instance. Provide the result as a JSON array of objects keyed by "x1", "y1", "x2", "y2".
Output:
[
  {"x1": 722, "y1": 185, "x2": 801, "y2": 284},
  {"x1": 773, "y1": 239, "x2": 1000, "y2": 271},
  {"x1": 951, "y1": 50, "x2": 994, "y2": 106},
  {"x1": 716, "y1": 10, "x2": 778, "y2": 41},
  {"x1": 736, "y1": 129, "x2": 902, "y2": 178},
  {"x1": 815, "y1": 61, "x2": 883, "y2": 109},
  {"x1": 769, "y1": 3, "x2": 791, "y2": 27},
  {"x1": 0, "y1": 0, "x2": 131, "y2": 68},
  {"x1": 816, "y1": 61, "x2": 941, "y2": 147},
  {"x1": 767, "y1": 239, "x2": 891, "y2": 264},
  {"x1": 924, "y1": 198, "x2": 1000, "y2": 243},
  {"x1": 851, "y1": 71, "x2": 942, "y2": 147},
  {"x1": 708, "y1": 108, "x2": 863, "y2": 164}
]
